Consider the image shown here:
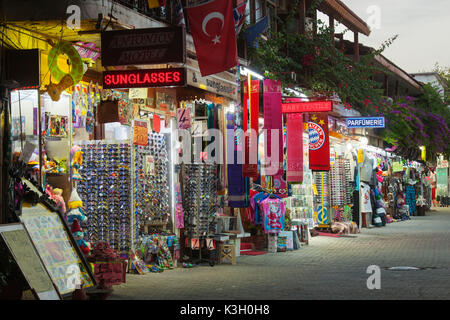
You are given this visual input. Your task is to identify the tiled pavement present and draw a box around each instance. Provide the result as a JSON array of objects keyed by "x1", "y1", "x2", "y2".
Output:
[{"x1": 110, "y1": 207, "x2": 450, "y2": 300}]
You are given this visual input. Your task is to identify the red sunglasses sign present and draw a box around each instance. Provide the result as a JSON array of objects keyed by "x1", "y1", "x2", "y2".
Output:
[
  {"x1": 281, "y1": 100, "x2": 333, "y2": 113},
  {"x1": 102, "y1": 68, "x2": 186, "y2": 89}
]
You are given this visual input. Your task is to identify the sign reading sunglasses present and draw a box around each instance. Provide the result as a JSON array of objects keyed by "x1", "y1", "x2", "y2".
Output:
[{"x1": 102, "y1": 68, "x2": 186, "y2": 89}]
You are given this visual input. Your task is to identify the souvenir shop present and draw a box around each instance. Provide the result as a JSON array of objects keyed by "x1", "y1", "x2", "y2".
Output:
[{"x1": 385, "y1": 158, "x2": 430, "y2": 218}]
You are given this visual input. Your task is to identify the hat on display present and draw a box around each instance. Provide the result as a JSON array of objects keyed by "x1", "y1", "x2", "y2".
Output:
[
  {"x1": 68, "y1": 189, "x2": 83, "y2": 209},
  {"x1": 71, "y1": 218, "x2": 82, "y2": 234}
]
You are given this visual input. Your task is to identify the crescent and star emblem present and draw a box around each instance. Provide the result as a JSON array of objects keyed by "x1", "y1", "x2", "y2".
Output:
[{"x1": 202, "y1": 12, "x2": 224, "y2": 45}]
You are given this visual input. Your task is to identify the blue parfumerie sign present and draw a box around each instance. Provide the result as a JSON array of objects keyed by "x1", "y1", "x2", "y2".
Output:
[{"x1": 346, "y1": 117, "x2": 385, "y2": 128}]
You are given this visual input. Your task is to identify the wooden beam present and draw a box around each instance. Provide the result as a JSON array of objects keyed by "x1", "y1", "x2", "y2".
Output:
[
  {"x1": 298, "y1": 0, "x2": 306, "y2": 35},
  {"x1": 329, "y1": 15, "x2": 335, "y2": 44},
  {"x1": 353, "y1": 31, "x2": 359, "y2": 62},
  {"x1": 250, "y1": 0, "x2": 256, "y2": 24},
  {"x1": 262, "y1": 0, "x2": 267, "y2": 17},
  {"x1": 384, "y1": 74, "x2": 389, "y2": 96}
]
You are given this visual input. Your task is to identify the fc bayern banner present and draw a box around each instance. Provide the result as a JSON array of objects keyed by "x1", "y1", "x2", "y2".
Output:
[
  {"x1": 186, "y1": 0, "x2": 238, "y2": 76},
  {"x1": 308, "y1": 113, "x2": 330, "y2": 171}
]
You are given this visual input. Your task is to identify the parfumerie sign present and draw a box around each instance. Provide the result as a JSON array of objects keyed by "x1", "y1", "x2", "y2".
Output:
[
  {"x1": 101, "y1": 26, "x2": 186, "y2": 66},
  {"x1": 346, "y1": 117, "x2": 385, "y2": 128},
  {"x1": 102, "y1": 68, "x2": 186, "y2": 89}
]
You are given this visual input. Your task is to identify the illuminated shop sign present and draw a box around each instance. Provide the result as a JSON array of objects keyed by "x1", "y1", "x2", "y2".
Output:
[
  {"x1": 101, "y1": 26, "x2": 186, "y2": 66},
  {"x1": 102, "y1": 68, "x2": 186, "y2": 89},
  {"x1": 281, "y1": 100, "x2": 333, "y2": 113},
  {"x1": 346, "y1": 117, "x2": 385, "y2": 128}
]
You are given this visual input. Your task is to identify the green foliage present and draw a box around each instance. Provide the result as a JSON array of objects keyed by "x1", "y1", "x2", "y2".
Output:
[{"x1": 248, "y1": 18, "x2": 394, "y2": 113}]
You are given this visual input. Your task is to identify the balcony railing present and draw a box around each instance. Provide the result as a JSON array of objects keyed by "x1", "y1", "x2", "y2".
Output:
[{"x1": 114, "y1": 0, "x2": 175, "y2": 25}]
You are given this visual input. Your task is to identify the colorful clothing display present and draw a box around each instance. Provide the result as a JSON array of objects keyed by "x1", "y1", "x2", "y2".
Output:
[{"x1": 261, "y1": 198, "x2": 286, "y2": 234}]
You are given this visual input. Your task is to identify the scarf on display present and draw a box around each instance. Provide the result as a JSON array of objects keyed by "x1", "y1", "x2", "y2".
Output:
[
  {"x1": 262, "y1": 79, "x2": 283, "y2": 177},
  {"x1": 227, "y1": 113, "x2": 248, "y2": 207},
  {"x1": 286, "y1": 113, "x2": 303, "y2": 182},
  {"x1": 308, "y1": 112, "x2": 330, "y2": 171},
  {"x1": 242, "y1": 77, "x2": 259, "y2": 179},
  {"x1": 263, "y1": 79, "x2": 286, "y2": 196},
  {"x1": 175, "y1": 183, "x2": 184, "y2": 229}
]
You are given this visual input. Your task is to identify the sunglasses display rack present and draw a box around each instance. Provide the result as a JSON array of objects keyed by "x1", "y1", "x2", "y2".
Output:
[
  {"x1": 182, "y1": 164, "x2": 218, "y2": 239},
  {"x1": 288, "y1": 137, "x2": 315, "y2": 228},
  {"x1": 329, "y1": 157, "x2": 353, "y2": 206},
  {"x1": 77, "y1": 141, "x2": 133, "y2": 253},
  {"x1": 313, "y1": 171, "x2": 329, "y2": 206},
  {"x1": 133, "y1": 132, "x2": 170, "y2": 233}
]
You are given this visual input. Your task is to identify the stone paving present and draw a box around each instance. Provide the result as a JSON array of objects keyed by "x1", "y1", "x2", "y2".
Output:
[{"x1": 110, "y1": 207, "x2": 450, "y2": 300}]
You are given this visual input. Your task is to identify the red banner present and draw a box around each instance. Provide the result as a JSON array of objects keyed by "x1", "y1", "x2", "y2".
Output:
[
  {"x1": 286, "y1": 113, "x2": 303, "y2": 182},
  {"x1": 263, "y1": 79, "x2": 283, "y2": 177},
  {"x1": 282, "y1": 100, "x2": 332, "y2": 113},
  {"x1": 308, "y1": 113, "x2": 330, "y2": 171},
  {"x1": 186, "y1": 0, "x2": 238, "y2": 76},
  {"x1": 243, "y1": 78, "x2": 259, "y2": 178}
]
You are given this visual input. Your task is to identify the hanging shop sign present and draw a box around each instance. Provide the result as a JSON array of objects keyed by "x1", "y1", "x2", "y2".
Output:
[
  {"x1": 186, "y1": 58, "x2": 238, "y2": 100},
  {"x1": 5, "y1": 49, "x2": 39, "y2": 88},
  {"x1": 281, "y1": 100, "x2": 333, "y2": 113},
  {"x1": 102, "y1": 68, "x2": 186, "y2": 89},
  {"x1": 346, "y1": 117, "x2": 385, "y2": 128},
  {"x1": 101, "y1": 26, "x2": 186, "y2": 66},
  {"x1": 308, "y1": 113, "x2": 330, "y2": 171}
]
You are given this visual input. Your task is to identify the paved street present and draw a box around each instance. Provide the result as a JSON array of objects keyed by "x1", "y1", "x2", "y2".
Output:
[{"x1": 110, "y1": 208, "x2": 450, "y2": 300}]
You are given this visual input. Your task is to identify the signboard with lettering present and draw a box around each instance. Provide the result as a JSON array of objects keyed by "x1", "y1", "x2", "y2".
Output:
[
  {"x1": 281, "y1": 101, "x2": 333, "y2": 113},
  {"x1": 346, "y1": 117, "x2": 385, "y2": 128},
  {"x1": 186, "y1": 58, "x2": 237, "y2": 100},
  {"x1": 101, "y1": 26, "x2": 186, "y2": 66},
  {"x1": 102, "y1": 68, "x2": 186, "y2": 89}
]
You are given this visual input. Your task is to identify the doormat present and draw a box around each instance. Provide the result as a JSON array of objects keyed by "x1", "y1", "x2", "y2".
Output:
[
  {"x1": 317, "y1": 232, "x2": 341, "y2": 238},
  {"x1": 240, "y1": 251, "x2": 268, "y2": 256}
]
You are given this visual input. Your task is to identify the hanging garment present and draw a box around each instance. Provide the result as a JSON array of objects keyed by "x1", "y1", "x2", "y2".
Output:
[
  {"x1": 286, "y1": 113, "x2": 303, "y2": 182},
  {"x1": 405, "y1": 185, "x2": 416, "y2": 215},
  {"x1": 260, "y1": 198, "x2": 286, "y2": 234},
  {"x1": 352, "y1": 190, "x2": 360, "y2": 226},
  {"x1": 360, "y1": 153, "x2": 374, "y2": 183},
  {"x1": 251, "y1": 192, "x2": 270, "y2": 225},
  {"x1": 360, "y1": 182, "x2": 372, "y2": 212},
  {"x1": 227, "y1": 113, "x2": 248, "y2": 207},
  {"x1": 263, "y1": 79, "x2": 283, "y2": 176}
]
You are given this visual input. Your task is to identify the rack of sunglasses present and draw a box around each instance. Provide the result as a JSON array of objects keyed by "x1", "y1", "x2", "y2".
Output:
[
  {"x1": 133, "y1": 133, "x2": 170, "y2": 234},
  {"x1": 329, "y1": 157, "x2": 353, "y2": 206},
  {"x1": 77, "y1": 142, "x2": 133, "y2": 253},
  {"x1": 313, "y1": 171, "x2": 329, "y2": 206},
  {"x1": 182, "y1": 164, "x2": 218, "y2": 238}
]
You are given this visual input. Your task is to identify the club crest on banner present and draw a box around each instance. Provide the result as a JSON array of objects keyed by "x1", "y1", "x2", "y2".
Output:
[{"x1": 308, "y1": 122, "x2": 326, "y2": 150}]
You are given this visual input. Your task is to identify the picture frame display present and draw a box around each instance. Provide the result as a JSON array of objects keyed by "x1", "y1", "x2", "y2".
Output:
[
  {"x1": 0, "y1": 223, "x2": 61, "y2": 300},
  {"x1": 18, "y1": 178, "x2": 96, "y2": 296}
]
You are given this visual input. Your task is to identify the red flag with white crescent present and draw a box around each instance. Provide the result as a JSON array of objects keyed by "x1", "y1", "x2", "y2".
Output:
[{"x1": 186, "y1": 0, "x2": 238, "y2": 76}]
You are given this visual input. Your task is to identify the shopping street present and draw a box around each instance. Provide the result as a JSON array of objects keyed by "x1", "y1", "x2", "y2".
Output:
[{"x1": 110, "y1": 208, "x2": 450, "y2": 300}]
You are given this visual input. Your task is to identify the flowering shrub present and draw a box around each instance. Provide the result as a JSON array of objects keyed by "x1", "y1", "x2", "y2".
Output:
[{"x1": 370, "y1": 84, "x2": 450, "y2": 159}]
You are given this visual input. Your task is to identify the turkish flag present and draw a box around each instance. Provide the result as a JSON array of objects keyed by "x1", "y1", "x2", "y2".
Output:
[{"x1": 186, "y1": 0, "x2": 238, "y2": 76}]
